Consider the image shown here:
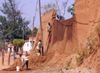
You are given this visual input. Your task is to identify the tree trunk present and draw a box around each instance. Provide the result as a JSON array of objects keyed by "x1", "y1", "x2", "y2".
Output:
[
  {"x1": 2, "y1": 49, "x2": 4, "y2": 65},
  {"x1": 8, "y1": 51, "x2": 11, "y2": 65},
  {"x1": 13, "y1": 51, "x2": 15, "y2": 62},
  {"x1": 55, "y1": 0, "x2": 61, "y2": 16}
]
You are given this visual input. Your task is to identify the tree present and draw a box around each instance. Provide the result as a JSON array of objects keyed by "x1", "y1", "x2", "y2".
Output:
[
  {"x1": 25, "y1": 27, "x2": 38, "y2": 35},
  {"x1": 41, "y1": 3, "x2": 57, "y2": 15},
  {"x1": 25, "y1": 29, "x2": 32, "y2": 35},
  {"x1": 33, "y1": 27, "x2": 38, "y2": 35},
  {"x1": 13, "y1": 39, "x2": 25, "y2": 54},
  {"x1": 67, "y1": 3, "x2": 75, "y2": 16},
  {"x1": 13, "y1": 39, "x2": 25, "y2": 48},
  {"x1": 42, "y1": 2, "x2": 65, "y2": 20},
  {"x1": 62, "y1": 0, "x2": 69, "y2": 16},
  {"x1": 0, "y1": 39, "x2": 5, "y2": 49},
  {"x1": 0, "y1": 0, "x2": 30, "y2": 42}
]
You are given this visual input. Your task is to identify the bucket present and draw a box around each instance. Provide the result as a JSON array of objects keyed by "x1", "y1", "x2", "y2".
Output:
[
  {"x1": 16, "y1": 66, "x2": 20, "y2": 71},
  {"x1": 37, "y1": 53, "x2": 40, "y2": 56}
]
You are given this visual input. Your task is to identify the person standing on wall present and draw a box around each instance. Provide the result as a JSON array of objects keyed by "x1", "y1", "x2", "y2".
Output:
[{"x1": 47, "y1": 22, "x2": 51, "y2": 38}]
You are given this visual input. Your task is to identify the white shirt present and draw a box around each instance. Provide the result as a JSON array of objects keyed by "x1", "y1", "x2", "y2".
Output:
[
  {"x1": 12, "y1": 48, "x2": 14, "y2": 52},
  {"x1": 36, "y1": 42, "x2": 42, "y2": 50},
  {"x1": 21, "y1": 55, "x2": 28, "y2": 63},
  {"x1": 8, "y1": 48, "x2": 10, "y2": 52},
  {"x1": 47, "y1": 25, "x2": 51, "y2": 31}
]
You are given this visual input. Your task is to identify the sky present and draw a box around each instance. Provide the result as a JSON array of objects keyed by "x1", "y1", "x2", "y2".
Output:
[{"x1": 0, "y1": 0, "x2": 75, "y2": 30}]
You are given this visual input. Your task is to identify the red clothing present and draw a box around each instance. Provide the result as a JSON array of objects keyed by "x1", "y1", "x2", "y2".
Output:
[{"x1": 49, "y1": 35, "x2": 51, "y2": 43}]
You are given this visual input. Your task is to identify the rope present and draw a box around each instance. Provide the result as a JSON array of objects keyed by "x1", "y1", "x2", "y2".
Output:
[
  {"x1": 56, "y1": 19, "x2": 100, "y2": 27},
  {"x1": 56, "y1": 20, "x2": 73, "y2": 27},
  {"x1": 74, "y1": 20, "x2": 88, "y2": 25}
]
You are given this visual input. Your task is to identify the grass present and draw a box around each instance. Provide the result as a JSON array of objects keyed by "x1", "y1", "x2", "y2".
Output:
[
  {"x1": 96, "y1": 24, "x2": 100, "y2": 35},
  {"x1": 66, "y1": 58, "x2": 72, "y2": 68},
  {"x1": 76, "y1": 48, "x2": 88, "y2": 66}
]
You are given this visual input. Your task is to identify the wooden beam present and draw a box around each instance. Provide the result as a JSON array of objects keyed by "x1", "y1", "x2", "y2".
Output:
[{"x1": 39, "y1": 0, "x2": 44, "y2": 56}]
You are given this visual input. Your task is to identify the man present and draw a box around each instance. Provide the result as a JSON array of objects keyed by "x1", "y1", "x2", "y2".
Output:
[
  {"x1": 57, "y1": 15, "x2": 64, "y2": 20},
  {"x1": 36, "y1": 40, "x2": 42, "y2": 54},
  {"x1": 47, "y1": 22, "x2": 51, "y2": 38},
  {"x1": 20, "y1": 53, "x2": 29, "y2": 70}
]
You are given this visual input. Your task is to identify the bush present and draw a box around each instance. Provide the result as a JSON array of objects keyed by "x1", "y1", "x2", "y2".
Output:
[
  {"x1": 96, "y1": 24, "x2": 100, "y2": 35},
  {"x1": 76, "y1": 48, "x2": 88, "y2": 66},
  {"x1": 66, "y1": 58, "x2": 72, "y2": 68},
  {"x1": 0, "y1": 39, "x2": 5, "y2": 48},
  {"x1": 13, "y1": 39, "x2": 25, "y2": 47}
]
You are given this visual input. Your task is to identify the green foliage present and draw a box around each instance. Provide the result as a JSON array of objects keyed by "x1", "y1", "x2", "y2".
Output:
[
  {"x1": 0, "y1": 0, "x2": 30, "y2": 42},
  {"x1": 86, "y1": 36, "x2": 92, "y2": 50},
  {"x1": 33, "y1": 27, "x2": 38, "y2": 35},
  {"x1": 25, "y1": 29, "x2": 32, "y2": 35},
  {"x1": 76, "y1": 48, "x2": 88, "y2": 66},
  {"x1": 0, "y1": 39, "x2": 5, "y2": 49},
  {"x1": 67, "y1": 3, "x2": 75, "y2": 16},
  {"x1": 13, "y1": 39, "x2": 25, "y2": 47},
  {"x1": 96, "y1": 24, "x2": 100, "y2": 35},
  {"x1": 86, "y1": 34, "x2": 98, "y2": 50},
  {"x1": 25, "y1": 27, "x2": 38, "y2": 35},
  {"x1": 66, "y1": 58, "x2": 72, "y2": 68}
]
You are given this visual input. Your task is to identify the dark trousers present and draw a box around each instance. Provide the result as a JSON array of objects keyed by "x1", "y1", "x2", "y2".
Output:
[{"x1": 22, "y1": 60, "x2": 28, "y2": 69}]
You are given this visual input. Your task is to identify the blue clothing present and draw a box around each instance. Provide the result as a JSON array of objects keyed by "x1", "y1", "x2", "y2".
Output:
[{"x1": 15, "y1": 53, "x2": 17, "y2": 59}]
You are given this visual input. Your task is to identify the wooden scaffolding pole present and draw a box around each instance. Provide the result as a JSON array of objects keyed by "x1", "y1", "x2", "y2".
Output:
[
  {"x1": 32, "y1": 17, "x2": 35, "y2": 47},
  {"x1": 39, "y1": 0, "x2": 43, "y2": 56}
]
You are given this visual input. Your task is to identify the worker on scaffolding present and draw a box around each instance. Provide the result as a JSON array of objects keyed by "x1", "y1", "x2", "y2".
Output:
[
  {"x1": 36, "y1": 40, "x2": 42, "y2": 55},
  {"x1": 57, "y1": 15, "x2": 64, "y2": 20},
  {"x1": 47, "y1": 22, "x2": 51, "y2": 38}
]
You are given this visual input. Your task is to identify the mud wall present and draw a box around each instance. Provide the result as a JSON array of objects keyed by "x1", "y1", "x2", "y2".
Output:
[
  {"x1": 31, "y1": 9, "x2": 56, "y2": 54},
  {"x1": 75, "y1": 0, "x2": 100, "y2": 48},
  {"x1": 31, "y1": 9, "x2": 78, "y2": 55},
  {"x1": 46, "y1": 16, "x2": 78, "y2": 55},
  {"x1": 75, "y1": 0, "x2": 100, "y2": 69}
]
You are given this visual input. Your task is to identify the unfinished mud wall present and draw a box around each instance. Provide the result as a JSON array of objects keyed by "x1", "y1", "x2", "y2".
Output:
[
  {"x1": 46, "y1": 17, "x2": 78, "y2": 55},
  {"x1": 31, "y1": 9, "x2": 78, "y2": 55},
  {"x1": 29, "y1": 9, "x2": 78, "y2": 67},
  {"x1": 75, "y1": 0, "x2": 100, "y2": 70},
  {"x1": 31, "y1": 9, "x2": 56, "y2": 54},
  {"x1": 75, "y1": 0, "x2": 100, "y2": 48}
]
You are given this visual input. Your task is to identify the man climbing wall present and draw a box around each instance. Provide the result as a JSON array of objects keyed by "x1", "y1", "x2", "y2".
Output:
[{"x1": 47, "y1": 22, "x2": 51, "y2": 38}]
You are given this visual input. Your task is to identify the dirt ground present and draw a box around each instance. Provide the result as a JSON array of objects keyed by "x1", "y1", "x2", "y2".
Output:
[
  {"x1": 0, "y1": 52, "x2": 14, "y2": 70},
  {"x1": 0, "y1": 52, "x2": 97, "y2": 73}
]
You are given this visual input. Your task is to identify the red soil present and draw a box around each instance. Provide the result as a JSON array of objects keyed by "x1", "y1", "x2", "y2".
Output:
[{"x1": 3, "y1": 0, "x2": 100, "y2": 72}]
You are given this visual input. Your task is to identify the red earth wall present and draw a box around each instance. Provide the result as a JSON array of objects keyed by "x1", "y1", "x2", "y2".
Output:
[
  {"x1": 75, "y1": 0, "x2": 100, "y2": 70},
  {"x1": 29, "y1": 0, "x2": 100, "y2": 69}
]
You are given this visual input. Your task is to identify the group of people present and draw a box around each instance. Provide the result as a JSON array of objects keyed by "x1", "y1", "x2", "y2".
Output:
[
  {"x1": 16, "y1": 17, "x2": 63, "y2": 70},
  {"x1": 36, "y1": 22, "x2": 52, "y2": 55},
  {"x1": 18, "y1": 24, "x2": 51, "y2": 70},
  {"x1": 16, "y1": 51, "x2": 29, "y2": 70},
  {"x1": 15, "y1": 14, "x2": 64, "y2": 70}
]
